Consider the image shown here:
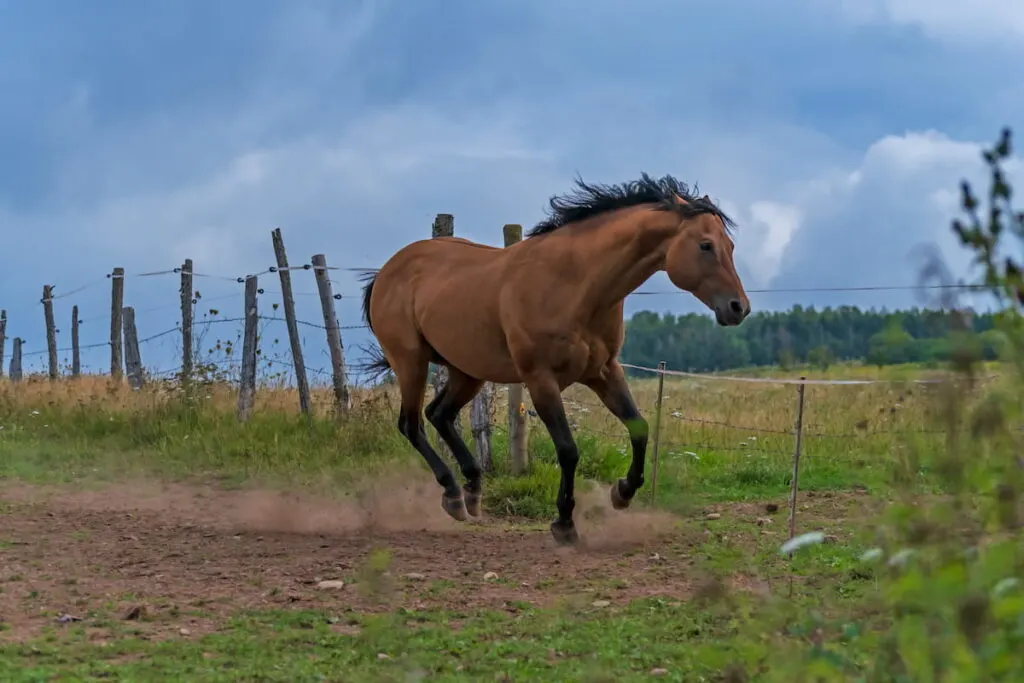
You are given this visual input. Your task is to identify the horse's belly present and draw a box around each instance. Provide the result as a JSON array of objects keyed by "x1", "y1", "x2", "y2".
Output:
[{"x1": 419, "y1": 300, "x2": 521, "y2": 383}]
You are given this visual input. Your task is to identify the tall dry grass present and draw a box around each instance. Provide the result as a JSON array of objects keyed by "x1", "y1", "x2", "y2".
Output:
[{"x1": 0, "y1": 359, "x2": 1002, "y2": 515}]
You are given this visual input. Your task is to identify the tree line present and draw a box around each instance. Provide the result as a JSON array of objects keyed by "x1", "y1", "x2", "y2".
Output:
[{"x1": 620, "y1": 305, "x2": 1005, "y2": 373}]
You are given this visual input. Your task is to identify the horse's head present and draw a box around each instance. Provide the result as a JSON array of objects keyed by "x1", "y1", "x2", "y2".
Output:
[{"x1": 663, "y1": 194, "x2": 750, "y2": 326}]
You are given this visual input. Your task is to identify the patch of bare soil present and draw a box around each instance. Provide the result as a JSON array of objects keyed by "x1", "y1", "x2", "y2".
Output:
[{"x1": 0, "y1": 474, "x2": 701, "y2": 643}]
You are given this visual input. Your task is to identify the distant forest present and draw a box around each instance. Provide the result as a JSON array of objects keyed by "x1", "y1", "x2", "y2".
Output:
[{"x1": 620, "y1": 305, "x2": 1006, "y2": 373}]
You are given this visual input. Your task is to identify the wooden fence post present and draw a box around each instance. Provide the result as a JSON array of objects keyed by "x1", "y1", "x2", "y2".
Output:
[
  {"x1": 122, "y1": 306, "x2": 144, "y2": 390},
  {"x1": 502, "y1": 224, "x2": 528, "y2": 474},
  {"x1": 9, "y1": 337, "x2": 22, "y2": 381},
  {"x1": 42, "y1": 285, "x2": 58, "y2": 381},
  {"x1": 787, "y1": 377, "x2": 808, "y2": 542},
  {"x1": 430, "y1": 214, "x2": 460, "y2": 455},
  {"x1": 180, "y1": 259, "x2": 194, "y2": 381},
  {"x1": 469, "y1": 389, "x2": 492, "y2": 470},
  {"x1": 649, "y1": 360, "x2": 667, "y2": 505},
  {"x1": 0, "y1": 309, "x2": 6, "y2": 378},
  {"x1": 110, "y1": 267, "x2": 125, "y2": 379},
  {"x1": 470, "y1": 383, "x2": 493, "y2": 471},
  {"x1": 271, "y1": 228, "x2": 312, "y2": 417},
  {"x1": 71, "y1": 305, "x2": 81, "y2": 377},
  {"x1": 311, "y1": 254, "x2": 350, "y2": 417},
  {"x1": 237, "y1": 275, "x2": 258, "y2": 422}
]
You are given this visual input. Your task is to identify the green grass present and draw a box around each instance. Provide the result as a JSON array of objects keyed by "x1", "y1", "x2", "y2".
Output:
[
  {"x1": 0, "y1": 371, "x2": 950, "y2": 517},
  {"x1": 1, "y1": 362, "x2": 1021, "y2": 681},
  {"x1": 0, "y1": 600, "x2": 859, "y2": 682}
]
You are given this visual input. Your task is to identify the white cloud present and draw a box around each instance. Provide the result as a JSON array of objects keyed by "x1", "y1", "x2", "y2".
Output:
[
  {"x1": 838, "y1": 0, "x2": 1024, "y2": 43},
  {"x1": 857, "y1": 130, "x2": 989, "y2": 177},
  {"x1": 745, "y1": 201, "x2": 803, "y2": 287},
  {"x1": 671, "y1": 130, "x2": 1006, "y2": 294},
  {"x1": 768, "y1": 128, "x2": 1023, "y2": 308}
]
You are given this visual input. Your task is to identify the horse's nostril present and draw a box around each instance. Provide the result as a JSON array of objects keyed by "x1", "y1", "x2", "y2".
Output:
[{"x1": 729, "y1": 299, "x2": 744, "y2": 314}]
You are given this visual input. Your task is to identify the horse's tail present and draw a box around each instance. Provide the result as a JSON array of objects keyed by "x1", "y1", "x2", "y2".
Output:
[
  {"x1": 355, "y1": 270, "x2": 393, "y2": 383},
  {"x1": 359, "y1": 269, "x2": 380, "y2": 336}
]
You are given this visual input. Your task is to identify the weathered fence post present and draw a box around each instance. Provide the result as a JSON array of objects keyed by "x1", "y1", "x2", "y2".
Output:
[
  {"x1": 429, "y1": 214, "x2": 461, "y2": 454},
  {"x1": 470, "y1": 383, "x2": 493, "y2": 471},
  {"x1": 9, "y1": 337, "x2": 22, "y2": 381},
  {"x1": 311, "y1": 254, "x2": 350, "y2": 418},
  {"x1": 122, "y1": 306, "x2": 144, "y2": 390},
  {"x1": 787, "y1": 377, "x2": 808, "y2": 542},
  {"x1": 649, "y1": 361, "x2": 667, "y2": 505},
  {"x1": 469, "y1": 394, "x2": 493, "y2": 466},
  {"x1": 502, "y1": 224, "x2": 528, "y2": 474},
  {"x1": 0, "y1": 309, "x2": 6, "y2": 378},
  {"x1": 237, "y1": 275, "x2": 258, "y2": 422},
  {"x1": 42, "y1": 285, "x2": 58, "y2": 380},
  {"x1": 271, "y1": 228, "x2": 312, "y2": 417},
  {"x1": 71, "y1": 305, "x2": 80, "y2": 377},
  {"x1": 180, "y1": 259, "x2": 194, "y2": 381},
  {"x1": 109, "y1": 267, "x2": 125, "y2": 379}
]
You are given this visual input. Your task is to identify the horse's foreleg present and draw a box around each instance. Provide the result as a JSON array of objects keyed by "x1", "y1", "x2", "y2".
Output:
[
  {"x1": 524, "y1": 375, "x2": 581, "y2": 545},
  {"x1": 583, "y1": 362, "x2": 649, "y2": 510},
  {"x1": 425, "y1": 368, "x2": 485, "y2": 517}
]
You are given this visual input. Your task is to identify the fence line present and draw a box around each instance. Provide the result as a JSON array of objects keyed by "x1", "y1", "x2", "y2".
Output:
[
  {"x1": 0, "y1": 220, "x2": 521, "y2": 450},
  {"x1": 507, "y1": 357, "x2": 997, "y2": 549},
  {"x1": 38, "y1": 268, "x2": 997, "y2": 306},
  {"x1": 0, "y1": 220, "x2": 999, "y2": 546},
  {"x1": 620, "y1": 361, "x2": 996, "y2": 385},
  {"x1": 1, "y1": 227, "x2": 367, "y2": 421}
]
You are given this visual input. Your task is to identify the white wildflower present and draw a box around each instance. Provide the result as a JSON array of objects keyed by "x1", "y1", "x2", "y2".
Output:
[
  {"x1": 779, "y1": 531, "x2": 825, "y2": 555},
  {"x1": 887, "y1": 549, "x2": 916, "y2": 567},
  {"x1": 859, "y1": 548, "x2": 884, "y2": 563}
]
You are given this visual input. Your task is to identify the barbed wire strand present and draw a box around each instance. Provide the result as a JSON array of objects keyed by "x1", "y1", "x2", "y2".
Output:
[
  {"x1": 6, "y1": 260, "x2": 1002, "y2": 389},
  {"x1": 26, "y1": 259, "x2": 997, "y2": 309},
  {"x1": 620, "y1": 362, "x2": 998, "y2": 386},
  {"x1": 9, "y1": 321, "x2": 990, "y2": 388}
]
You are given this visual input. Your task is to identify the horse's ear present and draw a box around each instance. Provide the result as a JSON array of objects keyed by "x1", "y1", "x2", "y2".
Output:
[
  {"x1": 701, "y1": 194, "x2": 710, "y2": 202},
  {"x1": 672, "y1": 194, "x2": 689, "y2": 205}
]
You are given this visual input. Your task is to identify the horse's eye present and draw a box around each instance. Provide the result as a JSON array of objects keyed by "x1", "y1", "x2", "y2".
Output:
[{"x1": 699, "y1": 241, "x2": 714, "y2": 253}]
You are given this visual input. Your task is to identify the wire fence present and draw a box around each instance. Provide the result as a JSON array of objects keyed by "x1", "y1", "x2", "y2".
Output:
[
  {"x1": 0, "y1": 212, "x2": 995, "y2": 388},
  {"x1": 0, "y1": 228, "x2": 389, "y2": 420},
  {"x1": 0, "y1": 222, "x2": 1008, "y2": 541},
  {"x1": 528, "y1": 360, "x2": 1001, "y2": 543}
]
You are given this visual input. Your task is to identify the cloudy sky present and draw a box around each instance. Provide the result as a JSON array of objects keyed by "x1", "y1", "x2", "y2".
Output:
[{"x1": 1, "y1": 0, "x2": 1022, "y2": 380}]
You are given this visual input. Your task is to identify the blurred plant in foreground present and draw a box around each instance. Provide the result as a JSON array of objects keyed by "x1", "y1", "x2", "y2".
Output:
[{"x1": 851, "y1": 128, "x2": 1022, "y2": 681}]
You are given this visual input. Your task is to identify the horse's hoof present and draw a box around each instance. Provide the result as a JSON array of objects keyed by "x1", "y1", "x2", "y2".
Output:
[
  {"x1": 442, "y1": 494, "x2": 468, "y2": 522},
  {"x1": 465, "y1": 490, "x2": 483, "y2": 517},
  {"x1": 550, "y1": 520, "x2": 579, "y2": 546},
  {"x1": 610, "y1": 478, "x2": 632, "y2": 510}
]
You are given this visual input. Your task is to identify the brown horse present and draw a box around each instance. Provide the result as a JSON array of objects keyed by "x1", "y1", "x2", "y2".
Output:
[{"x1": 360, "y1": 173, "x2": 750, "y2": 545}]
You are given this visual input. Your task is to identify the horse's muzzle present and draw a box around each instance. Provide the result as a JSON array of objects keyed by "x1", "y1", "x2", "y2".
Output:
[{"x1": 714, "y1": 298, "x2": 750, "y2": 326}]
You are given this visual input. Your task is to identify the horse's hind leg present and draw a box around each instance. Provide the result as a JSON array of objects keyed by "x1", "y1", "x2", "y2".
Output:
[
  {"x1": 392, "y1": 350, "x2": 468, "y2": 522},
  {"x1": 425, "y1": 368, "x2": 485, "y2": 516},
  {"x1": 583, "y1": 361, "x2": 648, "y2": 509}
]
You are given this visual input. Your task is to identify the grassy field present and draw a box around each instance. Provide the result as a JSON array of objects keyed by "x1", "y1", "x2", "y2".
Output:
[
  {"x1": 0, "y1": 361, "x2": 990, "y2": 506},
  {"x1": 0, "y1": 360, "x2": 1020, "y2": 681}
]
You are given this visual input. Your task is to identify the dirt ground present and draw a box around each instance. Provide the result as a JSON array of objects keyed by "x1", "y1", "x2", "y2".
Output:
[{"x1": 0, "y1": 474, "x2": 753, "y2": 643}]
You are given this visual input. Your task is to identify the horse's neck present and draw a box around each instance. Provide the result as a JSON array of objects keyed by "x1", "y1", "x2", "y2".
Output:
[{"x1": 576, "y1": 210, "x2": 677, "y2": 310}]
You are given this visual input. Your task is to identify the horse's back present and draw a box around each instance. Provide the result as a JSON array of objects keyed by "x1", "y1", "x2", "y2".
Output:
[
  {"x1": 370, "y1": 235, "x2": 520, "y2": 379},
  {"x1": 380, "y1": 236, "x2": 504, "y2": 274}
]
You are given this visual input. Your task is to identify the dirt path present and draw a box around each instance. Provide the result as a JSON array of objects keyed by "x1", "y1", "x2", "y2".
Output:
[{"x1": 0, "y1": 475, "x2": 722, "y2": 642}]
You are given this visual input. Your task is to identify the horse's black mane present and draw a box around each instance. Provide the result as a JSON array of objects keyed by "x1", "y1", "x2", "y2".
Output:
[{"x1": 527, "y1": 172, "x2": 735, "y2": 238}]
